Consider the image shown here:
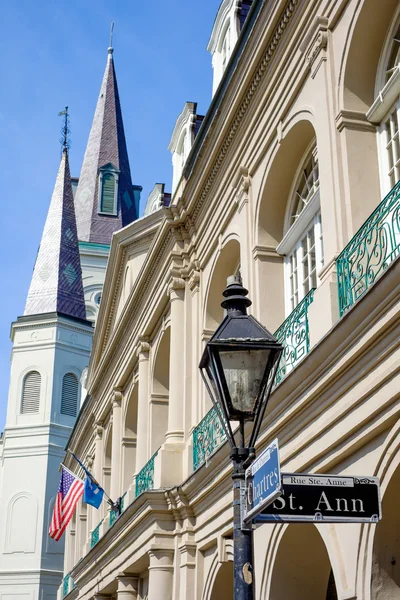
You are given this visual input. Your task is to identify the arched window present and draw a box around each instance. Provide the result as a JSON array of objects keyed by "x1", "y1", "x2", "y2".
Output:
[
  {"x1": 369, "y1": 13, "x2": 400, "y2": 194},
  {"x1": 21, "y1": 371, "x2": 41, "y2": 414},
  {"x1": 277, "y1": 143, "x2": 324, "y2": 315},
  {"x1": 61, "y1": 373, "x2": 79, "y2": 417}
]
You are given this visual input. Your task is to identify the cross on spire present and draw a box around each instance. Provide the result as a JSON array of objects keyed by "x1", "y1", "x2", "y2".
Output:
[
  {"x1": 58, "y1": 106, "x2": 70, "y2": 152},
  {"x1": 109, "y1": 22, "x2": 114, "y2": 54}
]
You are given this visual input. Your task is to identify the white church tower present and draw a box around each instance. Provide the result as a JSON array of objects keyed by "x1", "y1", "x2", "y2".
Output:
[{"x1": 0, "y1": 148, "x2": 93, "y2": 599}]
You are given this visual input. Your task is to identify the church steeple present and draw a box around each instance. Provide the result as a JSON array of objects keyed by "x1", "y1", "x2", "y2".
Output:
[
  {"x1": 24, "y1": 149, "x2": 86, "y2": 320},
  {"x1": 74, "y1": 47, "x2": 137, "y2": 244}
]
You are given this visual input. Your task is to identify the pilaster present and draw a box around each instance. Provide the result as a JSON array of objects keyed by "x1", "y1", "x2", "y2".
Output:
[
  {"x1": 135, "y1": 339, "x2": 151, "y2": 472},
  {"x1": 111, "y1": 390, "x2": 123, "y2": 499}
]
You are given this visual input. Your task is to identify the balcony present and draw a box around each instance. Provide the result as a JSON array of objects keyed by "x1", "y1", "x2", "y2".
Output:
[
  {"x1": 109, "y1": 492, "x2": 127, "y2": 527},
  {"x1": 273, "y1": 289, "x2": 315, "y2": 385},
  {"x1": 337, "y1": 181, "x2": 400, "y2": 316},
  {"x1": 90, "y1": 518, "x2": 104, "y2": 549},
  {"x1": 62, "y1": 573, "x2": 74, "y2": 598},
  {"x1": 193, "y1": 405, "x2": 228, "y2": 471},
  {"x1": 135, "y1": 448, "x2": 159, "y2": 497}
]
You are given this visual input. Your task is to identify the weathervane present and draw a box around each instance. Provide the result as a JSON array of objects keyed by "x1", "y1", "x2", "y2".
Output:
[{"x1": 58, "y1": 106, "x2": 70, "y2": 152}]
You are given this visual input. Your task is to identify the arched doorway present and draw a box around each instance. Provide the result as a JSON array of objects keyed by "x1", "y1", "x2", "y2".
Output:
[
  {"x1": 204, "y1": 238, "x2": 241, "y2": 332},
  {"x1": 151, "y1": 327, "x2": 170, "y2": 453},
  {"x1": 210, "y1": 562, "x2": 233, "y2": 600},
  {"x1": 371, "y1": 465, "x2": 400, "y2": 599},
  {"x1": 269, "y1": 524, "x2": 337, "y2": 600}
]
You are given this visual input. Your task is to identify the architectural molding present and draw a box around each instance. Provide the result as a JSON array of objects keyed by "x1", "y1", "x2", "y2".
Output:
[
  {"x1": 335, "y1": 109, "x2": 376, "y2": 133},
  {"x1": 135, "y1": 339, "x2": 150, "y2": 357},
  {"x1": 191, "y1": 0, "x2": 299, "y2": 225},
  {"x1": 299, "y1": 16, "x2": 329, "y2": 78}
]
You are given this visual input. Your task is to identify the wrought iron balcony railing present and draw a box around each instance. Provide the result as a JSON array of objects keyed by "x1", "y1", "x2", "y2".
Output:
[
  {"x1": 193, "y1": 405, "x2": 228, "y2": 471},
  {"x1": 90, "y1": 518, "x2": 103, "y2": 548},
  {"x1": 135, "y1": 448, "x2": 159, "y2": 497},
  {"x1": 337, "y1": 181, "x2": 400, "y2": 316},
  {"x1": 273, "y1": 289, "x2": 315, "y2": 385},
  {"x1": 62, "y1": 573, "x2": 71, "y2": 598},
  {"x1": 109, "y1": 492, "x2": 127, "y2": 527}
]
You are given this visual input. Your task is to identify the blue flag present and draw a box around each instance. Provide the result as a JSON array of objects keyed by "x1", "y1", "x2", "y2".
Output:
[{"x1": 83, "y1": 476, "x2": 104, "y2": 509}]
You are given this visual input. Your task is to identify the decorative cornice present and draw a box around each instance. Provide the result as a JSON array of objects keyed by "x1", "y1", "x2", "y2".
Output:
[
  {"x1": 191, "y1": 0, "x2": 299, "y2": 225},
  {"x1": 299, "y1": 16, "x2": 328, "y2": 78}
]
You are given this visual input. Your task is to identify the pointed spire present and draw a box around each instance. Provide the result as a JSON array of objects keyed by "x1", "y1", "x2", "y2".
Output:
[
  {"x1": 74, "y1": 47, "x2": 137, "y2": 244},
  {"x1": 24, "y1": 150, "x2": 87, "y2": 320}
]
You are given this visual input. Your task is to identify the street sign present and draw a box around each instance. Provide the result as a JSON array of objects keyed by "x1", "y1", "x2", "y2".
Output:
[
  {"x1": 256, "y1": 472, "x2": 382, "y2": 523},
  {"x1": 244, "y1": 439, "x2": 281, "y2": 522}
]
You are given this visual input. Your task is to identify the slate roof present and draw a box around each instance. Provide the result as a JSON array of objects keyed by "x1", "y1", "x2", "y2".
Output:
[
  {"x1": 74, "y1": 48, "x2": 137, "y2": 244},
  {"x1": 24, "y1": 150, "x2": 86, "y2": 320}
]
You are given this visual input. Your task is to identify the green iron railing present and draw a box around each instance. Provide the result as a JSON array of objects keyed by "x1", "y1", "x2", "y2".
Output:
[
  {"x1": 90, "y1": 518, "x2": 103, "y2": 548},
  {"x1": 273, "y1": 289, "x2": 315, "y2": 385},
  {"x1": 193, "y1": 405, "x2": 228, "y2": 471},
  {"x1": 337, "y1": 180, "x2": 400, "y2": 316},
  {"x1": 62, "y1": 573, "x2": 71, "y2": 598},
  {"x1": 109, "y1": 492, "x2": 126, "y2": 527},
  {"x1": 135, "y1": 448, "x2": 159, "y2": 497}
]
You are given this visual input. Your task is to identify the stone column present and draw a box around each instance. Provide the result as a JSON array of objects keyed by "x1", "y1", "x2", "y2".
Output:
[
  {"x1": 116, "y1": 575, "x2": 139, "y2": 600},
  {"x1": 135, "y1": 340, "x2": 150, "y2": 472},
  {"x1": 111, "y1": 390, "x2": 123, "y2": 499},
  {"x1": 93, "y1": 422, "x2": 104, "y2": 483},
  {"x1": 147, "y1": 548, "x2": 174, "y2": 600},
  {"x1": 166, "y1": 278, "x2": 185, "y2": 443}
]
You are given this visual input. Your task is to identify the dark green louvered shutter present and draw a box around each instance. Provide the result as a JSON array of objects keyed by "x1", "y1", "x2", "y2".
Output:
[
  {"x1": 100, "y1": 173, "x2": 116, "y2": 214},
  {"x1": 21, "y1": 371, "x2": 41, "y2": 414},
  {"x1": 61, "y1": 373, "x2": 79, "y2": 417}
]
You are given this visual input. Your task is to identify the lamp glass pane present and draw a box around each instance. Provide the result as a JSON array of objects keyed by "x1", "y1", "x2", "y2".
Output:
[{"x1": 218, "y1": 349, "x2": 271, "y2": 414}]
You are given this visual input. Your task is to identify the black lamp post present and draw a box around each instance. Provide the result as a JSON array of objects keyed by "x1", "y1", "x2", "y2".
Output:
[{"x1": 199, "y1": 276, "x2": 283, "y2": 600}]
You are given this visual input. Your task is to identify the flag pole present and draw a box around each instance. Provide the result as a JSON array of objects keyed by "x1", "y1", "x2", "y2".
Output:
[{"x1": 64, "y1": 450, "x2": 121, "y2": 513}]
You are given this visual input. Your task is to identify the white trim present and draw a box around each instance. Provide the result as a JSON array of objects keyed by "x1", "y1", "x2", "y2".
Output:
[
  {"x1": 367, "y1": 66, "x2": 400, "y2": 124},
  {"x1": 168, "y1": 103, "x2": 197, "y2": 153},
  {"x1": 207, "y1": 0, "x2": 238, "y2": 54},
  {"x1": 277, "y1": 189, "x2": 320, "y2": 256}
]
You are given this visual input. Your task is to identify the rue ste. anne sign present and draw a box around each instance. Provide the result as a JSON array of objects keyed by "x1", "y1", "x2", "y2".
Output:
[{"x1": 256, "y1": 473, "x2": 382, "y2": 523}]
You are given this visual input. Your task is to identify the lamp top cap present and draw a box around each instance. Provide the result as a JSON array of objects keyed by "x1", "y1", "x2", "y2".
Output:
[
  {"x1": 221, "y1": 273, "x2": 251, "y2": 312},
  {"x1": 226, "y1": 274, "x2": 242, "y2": 287}
]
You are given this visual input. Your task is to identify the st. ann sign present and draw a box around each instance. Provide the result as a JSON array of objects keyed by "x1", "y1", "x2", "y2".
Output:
[{"x1": 256, "y1": 473, "x2": 382, "y2": 523}]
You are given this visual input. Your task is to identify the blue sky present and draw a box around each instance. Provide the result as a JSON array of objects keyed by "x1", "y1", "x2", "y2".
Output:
[{"x1": 0, "y1": 0, "x2": 222, "y2": 431}]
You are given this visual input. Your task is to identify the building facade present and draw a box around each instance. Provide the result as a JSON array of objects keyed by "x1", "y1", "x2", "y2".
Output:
[{"x1": 61, "y1": 0, "x2": 400, "y2": 598}]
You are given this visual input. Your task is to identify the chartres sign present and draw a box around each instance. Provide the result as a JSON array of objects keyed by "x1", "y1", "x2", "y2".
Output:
[
  {"x1": 244, "y1": 439, "x2": 281, "y2": 522},
  {"x1": 256, "y1": 473, "x2": 382, "y2": 523}
]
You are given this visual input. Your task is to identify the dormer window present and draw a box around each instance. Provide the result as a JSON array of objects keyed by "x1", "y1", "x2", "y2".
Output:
[{"x1": 98, "y1": 163, "x2": 119, "y2": 215}]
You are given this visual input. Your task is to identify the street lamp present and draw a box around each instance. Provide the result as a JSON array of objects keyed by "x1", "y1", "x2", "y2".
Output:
[{"x1": 199, "y1": 275, "x2": 283, "y2": 600}]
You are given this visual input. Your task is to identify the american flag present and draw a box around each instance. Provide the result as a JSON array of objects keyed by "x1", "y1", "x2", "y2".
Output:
[{"x1": 49, "y1": 466, "x2": 84, "y2": 541}]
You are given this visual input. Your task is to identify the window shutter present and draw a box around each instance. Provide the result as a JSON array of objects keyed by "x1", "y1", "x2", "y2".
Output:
[
  {"x1": 61, "y1": 373, "x2": 79, "y2": 417},
  {"x1": 21, "y1": 371, "x2": 41, "y2": 414},
  {"x1": 100, "y1": 173, "x2": 116, "y2": 214}
]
